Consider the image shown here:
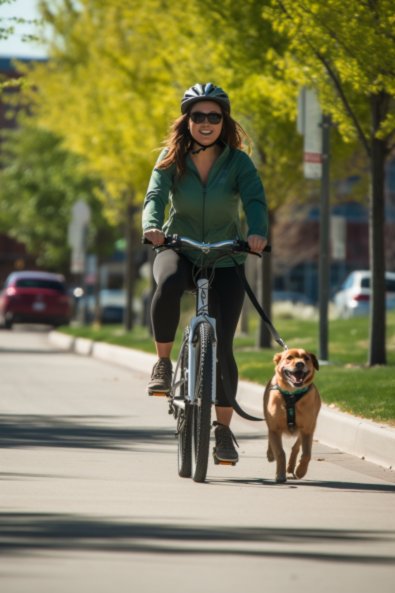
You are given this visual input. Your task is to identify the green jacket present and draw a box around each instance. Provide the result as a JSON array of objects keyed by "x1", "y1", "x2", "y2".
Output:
[{"x1": 142, "y1": 145, "x2": 268, "y2": 267}]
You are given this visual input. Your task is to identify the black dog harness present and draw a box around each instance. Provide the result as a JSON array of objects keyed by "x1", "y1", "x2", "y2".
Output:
[{"x1": 270, "y1": 384, "x2": 311, "y2": 430}]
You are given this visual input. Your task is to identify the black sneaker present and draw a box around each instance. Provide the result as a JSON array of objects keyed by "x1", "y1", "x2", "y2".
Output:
[
  {"x1": 213, "y1": 422, "x2": 239, "y2": 464},
  {"x1": 147, "y1": 358, "x2": 172, "y2": 396}
]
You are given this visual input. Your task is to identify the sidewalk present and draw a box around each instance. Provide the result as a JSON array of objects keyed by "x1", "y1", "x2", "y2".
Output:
[{"x1": 48, "y1": 331, "x2": 395, "y2": 471}]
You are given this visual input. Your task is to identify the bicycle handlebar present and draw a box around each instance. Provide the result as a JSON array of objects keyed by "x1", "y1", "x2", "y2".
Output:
[{"x1": 143, "y1": 235, "x2": 271, "y2": 256}]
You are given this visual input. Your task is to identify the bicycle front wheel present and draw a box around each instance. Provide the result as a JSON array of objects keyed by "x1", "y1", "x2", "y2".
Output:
[
  {"x1": 176, "y1": 331, "x2": 192, "y2": 478},
  {"x1": 191, "y1": 322, "x2": 215, "y2": 483}
]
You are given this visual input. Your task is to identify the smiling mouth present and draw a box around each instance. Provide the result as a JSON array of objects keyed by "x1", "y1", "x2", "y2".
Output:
[{"x1": 283, "y1": 368, "x2": 308, "y2": 387}]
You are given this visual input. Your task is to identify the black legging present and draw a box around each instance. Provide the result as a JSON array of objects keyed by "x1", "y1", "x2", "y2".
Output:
[{"x1": 151, "y1": 249, "x2": 245, "y2": 407}]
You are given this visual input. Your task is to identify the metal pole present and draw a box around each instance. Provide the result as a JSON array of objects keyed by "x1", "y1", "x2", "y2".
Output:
[
  {"x1": 124, "y1": 202, "x2": 135, "y2": 331},
  {"x1": 318, "y1": 114, "x2": 331, "y2": 361}
]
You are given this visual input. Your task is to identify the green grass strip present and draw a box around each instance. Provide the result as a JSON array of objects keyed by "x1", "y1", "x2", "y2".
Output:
[{"x1": 59, "y1": 310, "x2": 395, "y2": 426}]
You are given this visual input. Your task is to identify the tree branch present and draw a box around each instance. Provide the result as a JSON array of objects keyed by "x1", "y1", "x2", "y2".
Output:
[
  {"x1": 274, "y1": 0, "x2": 371, "y2": 157},
  {"x1": 314, "y1": 50, "x2": 371, "y2": 157}
]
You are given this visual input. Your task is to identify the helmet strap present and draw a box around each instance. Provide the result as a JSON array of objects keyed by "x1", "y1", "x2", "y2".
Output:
[{"x1": 191, "y1": 139, "x2": 219, "y2": 155}]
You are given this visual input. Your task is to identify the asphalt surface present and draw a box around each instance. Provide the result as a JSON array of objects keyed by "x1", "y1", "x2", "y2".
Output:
[
  {"x1": 49, "y1": 330, "x2": 395, "y2": 470},
  {"x1": 0, "y1": 326, "x2": 394, "y2": 593}
]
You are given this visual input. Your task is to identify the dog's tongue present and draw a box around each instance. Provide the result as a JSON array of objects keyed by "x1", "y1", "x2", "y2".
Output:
[{"x1": 292, "y1": 371, "x2": 305, "y2": 385}]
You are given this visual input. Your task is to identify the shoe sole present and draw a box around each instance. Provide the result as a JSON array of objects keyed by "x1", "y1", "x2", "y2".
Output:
[{"x1": 213, "y1": 449, "x2": 238, "y2": 466}]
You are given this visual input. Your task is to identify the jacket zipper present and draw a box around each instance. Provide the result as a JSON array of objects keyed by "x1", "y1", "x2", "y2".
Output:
[
  {"x1": 189, "y1": 146, "x2": 228, "y2": 242},
  {"x1": 201, "y1": 185, "x2": 207, "y2": 242}
]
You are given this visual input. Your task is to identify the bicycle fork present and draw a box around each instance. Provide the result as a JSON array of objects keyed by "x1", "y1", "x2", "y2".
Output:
[
  {"x1": 170, "y1": 277, "x2": 217, "y2": 415},
  {"x1": 188, "y1": 277, "x2": 217, "y2": 405}
]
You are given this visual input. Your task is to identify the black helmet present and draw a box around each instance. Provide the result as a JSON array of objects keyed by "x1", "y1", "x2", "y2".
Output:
[{"x1": 181, "y1": 83, "x2": 231, "y2": 114}]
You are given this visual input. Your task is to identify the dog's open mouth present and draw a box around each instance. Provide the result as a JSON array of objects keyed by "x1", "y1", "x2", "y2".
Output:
[{"x1": 283, "y1": 369, "x2": 308, "y2": 387}]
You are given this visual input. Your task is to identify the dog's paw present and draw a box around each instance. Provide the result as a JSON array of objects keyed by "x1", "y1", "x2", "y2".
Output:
[
  {"x1": 275, "y1": 474, "x2": 287, "y2": 484},
  {"x1": 295, "y1": 460, "x2": 309, "y2": 479}
]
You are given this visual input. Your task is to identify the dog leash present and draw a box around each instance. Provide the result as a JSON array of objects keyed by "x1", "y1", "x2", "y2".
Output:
[{"x1": 237, "y1": 266, "x2": 288, "y2": 351}]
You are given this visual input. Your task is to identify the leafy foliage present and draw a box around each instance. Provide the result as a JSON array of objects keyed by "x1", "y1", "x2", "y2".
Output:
[
  {"x1": 0, "y1": 125, "x2": 115, "y2": 271},
  {"x1": 264, "y1": 0, "x2": 395, "y2": 150}
]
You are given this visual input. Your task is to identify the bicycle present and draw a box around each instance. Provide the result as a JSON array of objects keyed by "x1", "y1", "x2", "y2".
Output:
[{"x1": 145, "y1": 235, "x2": 266, "y2": 483}]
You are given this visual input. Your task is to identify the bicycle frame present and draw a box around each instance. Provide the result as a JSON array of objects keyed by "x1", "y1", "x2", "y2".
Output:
[
  {"x1": 146, "y1": 235, "x2": 261, "y2": 412},
  {"x1": 168, "y1": 237, "x2": 243, "y2": 411},
  {"x1": 143, "y1": 234, "x2": 266, "y2": 481}
]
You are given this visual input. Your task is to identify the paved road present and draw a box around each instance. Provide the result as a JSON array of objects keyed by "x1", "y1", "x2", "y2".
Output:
[{"x1": 0, "y1": 327, "x2": 394, "y2": 593}]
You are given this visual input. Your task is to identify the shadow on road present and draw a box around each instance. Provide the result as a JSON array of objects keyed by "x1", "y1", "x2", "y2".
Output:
[
  {"x1": 0, "y1": 512, "x2": 394, "y2": 564},
  {"x1": 0, "y1": 414, "x2": 174, "y2": 451},
  {"x1": 208, "y1": 476, "x2": 395, "y2": 493}
]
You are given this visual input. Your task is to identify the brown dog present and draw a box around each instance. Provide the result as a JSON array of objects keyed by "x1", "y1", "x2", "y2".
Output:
[{"x1": 263, "y1": 348, "x2": 321, "y2": 483}]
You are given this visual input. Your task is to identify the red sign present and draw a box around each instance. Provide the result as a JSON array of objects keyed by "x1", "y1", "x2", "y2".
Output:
[{"x1": 304, "y1": 152, "x2": 322, "y2": 164}]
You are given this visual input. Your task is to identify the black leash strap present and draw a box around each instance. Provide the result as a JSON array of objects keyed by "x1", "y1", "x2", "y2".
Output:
[
  {"x1": 237, "y1": 266, "x2": 288, "y2": 351},
  {"x1": 217, "y1": 348, "x2": 263, "y2": 422},
  {"x1": 215, "y1": 257, "x2": 288, "y2": 422}
]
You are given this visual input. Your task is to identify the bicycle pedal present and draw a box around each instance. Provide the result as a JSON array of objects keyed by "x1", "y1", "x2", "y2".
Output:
[
  {"x1": 213, "y1": 453, "x2": 236, "y2": 466},
  {"x1": 149, "y1": 391, "x2": 168, "y2": 397}
]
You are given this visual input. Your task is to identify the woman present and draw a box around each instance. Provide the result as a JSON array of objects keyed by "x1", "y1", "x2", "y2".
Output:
[{"x1": 142, "y1": 83, "x2": 268, "y2": 464}]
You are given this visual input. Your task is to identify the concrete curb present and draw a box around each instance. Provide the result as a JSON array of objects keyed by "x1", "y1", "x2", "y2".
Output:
[{"x1": 48, "y1": 331, "x2": 395, "y2": 471}]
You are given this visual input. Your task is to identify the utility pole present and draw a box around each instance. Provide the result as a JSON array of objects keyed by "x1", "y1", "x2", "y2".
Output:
[
  {"x1": 298, "y1": 89, "x2": 331, "y2": 361},
  {"x1": 318, "y1": 114, "x2": 331, "y2": 361}
]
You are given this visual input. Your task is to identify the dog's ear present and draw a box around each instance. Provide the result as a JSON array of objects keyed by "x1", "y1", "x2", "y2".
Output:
[
  {"x1": 273, "y1": 352, "x2": 282, "y2": 365},
  {"x1": 309, "y1": 353, "x2": 319, "y2": 370}
]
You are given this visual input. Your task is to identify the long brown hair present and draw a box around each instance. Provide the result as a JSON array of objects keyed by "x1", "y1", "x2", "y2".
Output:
[{"x1": 157, "y1": 109, "x2": 251, "y2": 178}]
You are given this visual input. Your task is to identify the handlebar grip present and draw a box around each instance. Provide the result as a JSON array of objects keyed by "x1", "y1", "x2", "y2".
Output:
[
  {"x1": 142, "y1": 235, "x2": 176, "y2": 246},
  {"x1": 234, "y1": 240, "x2": 271, "y2": 254}
]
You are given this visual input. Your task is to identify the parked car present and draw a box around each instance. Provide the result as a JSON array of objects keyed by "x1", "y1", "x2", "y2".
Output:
[
  {"x1": 78, "y1": 288, "x2": 127, "y2": 324},
  {"x1": 0, "y1": 271, "x2": 72, "y2": 329},
  {"x1": 76, "y1": 288, "x2": 145, "y2": 325},
  {"x1": 332, "y1": 270, "x2": 395, "y2": 318}
]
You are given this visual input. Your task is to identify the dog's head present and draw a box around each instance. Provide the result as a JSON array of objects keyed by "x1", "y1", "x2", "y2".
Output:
[{"x1": 273, "y1": 348, "x2": 319, "y2": 389}]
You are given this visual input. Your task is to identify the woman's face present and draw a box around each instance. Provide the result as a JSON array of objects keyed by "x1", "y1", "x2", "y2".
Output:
[{"x1": 188, "y1": 100, "x2": 223, "y2": 148}]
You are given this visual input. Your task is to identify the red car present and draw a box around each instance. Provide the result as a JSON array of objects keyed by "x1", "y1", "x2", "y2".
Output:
[{"x1": 0, "y1": 271, "x2": 72, "y2": 329}]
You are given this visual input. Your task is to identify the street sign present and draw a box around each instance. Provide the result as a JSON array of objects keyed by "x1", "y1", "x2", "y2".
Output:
[{"x1": 298, "y1": 88, "x2": 323, "y2": 179}]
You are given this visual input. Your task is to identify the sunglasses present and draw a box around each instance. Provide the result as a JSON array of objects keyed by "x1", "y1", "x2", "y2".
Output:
[{"x1": 190, "y1": 111, "x2": 223, "y2": 124}]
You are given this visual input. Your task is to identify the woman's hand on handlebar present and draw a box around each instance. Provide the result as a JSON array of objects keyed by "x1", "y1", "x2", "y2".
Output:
[
  {"x1": 144, "y1": 229, "x2": 166, "y2": 247},
  {"x1": 247, "y1": 234, "x2": 268, "y2": 254}
]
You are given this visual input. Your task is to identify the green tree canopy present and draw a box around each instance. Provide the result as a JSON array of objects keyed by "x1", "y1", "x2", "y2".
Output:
[
  {"x1": 264, "y1": 0, "x2": 395, "y2": 365},
  {"x1": 0, "y1": 124, "x2": 116, "y2": 272}
]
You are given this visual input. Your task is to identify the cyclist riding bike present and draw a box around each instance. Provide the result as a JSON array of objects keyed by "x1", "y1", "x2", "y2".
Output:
[{"x1": 142, "y1": 82, "x2": 268, "y2": 465}]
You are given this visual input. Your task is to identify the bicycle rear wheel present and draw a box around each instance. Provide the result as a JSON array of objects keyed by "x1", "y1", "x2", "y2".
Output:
[
  {"x1": 176, "y1": 332, "x2": 192, "y2": 478},
  {"x1": 191, "y1": 322, "x2": 214, "y2": 483}
]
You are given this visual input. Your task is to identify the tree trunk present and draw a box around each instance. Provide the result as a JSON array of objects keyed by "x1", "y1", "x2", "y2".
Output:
[
  {"x1": 368, "y1": 93, "x2": 388, "y2": 366},
  {"x1": 257, "y1": 218, "x2": 273, "y2": 349},
  {"x1": 257, "y1": 251, "x2": 272, "y2": 348},
  {"x1": 239, "y1": 255, "x2": 253, "y2": 335}
]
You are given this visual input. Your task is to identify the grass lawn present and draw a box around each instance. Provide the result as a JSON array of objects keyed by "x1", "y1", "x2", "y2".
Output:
[{"x1": 60, "y1": 309, "x2": 395, "y2": 426}]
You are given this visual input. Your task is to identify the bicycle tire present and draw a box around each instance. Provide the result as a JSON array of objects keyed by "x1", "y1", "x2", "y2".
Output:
[
  {"x1": 191, "y1": 322, "x2": 214, "y2": 483},
  {"x1": 176, "y1": 332, "x2": 192, "y2": 477}
]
